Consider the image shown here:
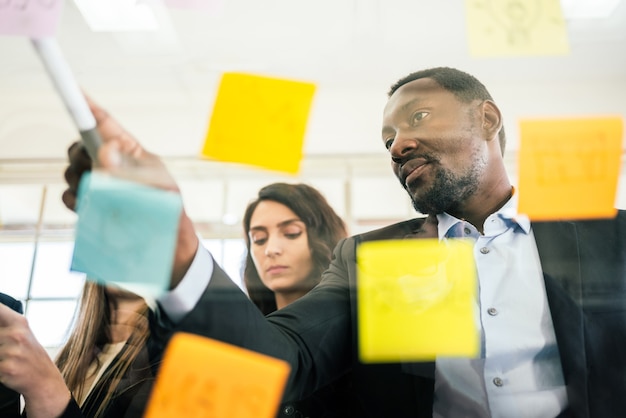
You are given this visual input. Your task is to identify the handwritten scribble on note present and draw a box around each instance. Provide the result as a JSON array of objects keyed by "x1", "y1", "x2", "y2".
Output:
[
  {"x1": 464, "y1": 0, "x2": 569, "y2": 56},
  {"x1": 357, "y1": 239, "x2": 479, "y2": 363},
  {"x1": 518, "y1": 117, "x2": 623, "y2": 220},
  {"x1": 531, "y1": 140, "x2": 612, "y2": 186},
  {"x1": 70, "y1": 172, "x2": 182, "y2": 298},
  {"x1": 145, "y1": 333, "x2": 290, "y2": 418}
]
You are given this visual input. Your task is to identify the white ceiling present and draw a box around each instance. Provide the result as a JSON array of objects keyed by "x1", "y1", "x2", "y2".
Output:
[
  {"x1": 0, "y1": 0, "x2": 626, "y2": 230},
  {"x1": 1, "y1": 0, "x2": 625, "y2": 163}
]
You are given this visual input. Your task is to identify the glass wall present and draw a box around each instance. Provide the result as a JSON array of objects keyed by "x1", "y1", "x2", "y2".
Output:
[
  {"x1": 0, "y1": 233, "x2": 247, "y2": 350},
  {"x1": 2, "y1": 153, "x2": 623, "y2": 353}
]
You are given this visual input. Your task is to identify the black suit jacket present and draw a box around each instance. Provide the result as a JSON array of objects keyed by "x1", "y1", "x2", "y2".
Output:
[{"x1": 168, "y1": 210, "x2": 626, "y2": 418}]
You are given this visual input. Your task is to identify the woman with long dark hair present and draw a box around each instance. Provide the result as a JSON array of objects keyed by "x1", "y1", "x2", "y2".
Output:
[{"x1": 242, "y1": 183, "x2": 362, "y2": 418}]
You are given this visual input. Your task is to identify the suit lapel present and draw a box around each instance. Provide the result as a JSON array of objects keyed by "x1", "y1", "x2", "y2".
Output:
[{"x1": 532, "y1": 221, "x2": 589, "y2": 417}]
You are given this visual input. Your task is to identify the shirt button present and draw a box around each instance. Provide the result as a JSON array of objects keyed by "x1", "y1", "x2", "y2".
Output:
[
  {"x1": 283, "y1": 405, "x2": 295, "y2": 415},
  {"x1": 480, "y1": 247, "x2": 490, "y2": 254},
  {"x1": 487, "y1": 307, "x2": 498, "y2": 316},
  {"x1": 493, "y1": 377, "x2": 504, "y2": 387},
  {"x1": 464, "y1": 227, "x2": 471, "y2": 235}
]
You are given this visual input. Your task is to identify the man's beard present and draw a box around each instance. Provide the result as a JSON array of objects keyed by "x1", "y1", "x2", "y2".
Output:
[{"x1": 406, "y1": 163, "x2": 482, "y2": 216}]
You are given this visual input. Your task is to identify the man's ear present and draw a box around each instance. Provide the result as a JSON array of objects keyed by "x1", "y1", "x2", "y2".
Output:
[{"x1": 481, "y1": 100, "x2": 502, "y2": 142}]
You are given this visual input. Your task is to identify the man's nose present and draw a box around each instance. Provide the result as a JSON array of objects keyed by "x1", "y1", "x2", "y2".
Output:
[{"x1": 389, "y1": 131, "x2": 417, "y2": 164}]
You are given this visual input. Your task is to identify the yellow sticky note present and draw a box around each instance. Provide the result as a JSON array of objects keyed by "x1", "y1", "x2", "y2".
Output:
[
  {"x1": 144, "y1": 333, "x2": 291, "y2": 418},
  {"x1": 464, "y1": 0, "x2": 569, "y2": 56},
  {"x1": 518, "y1": 117, "x2": 623, "y2": 221},
  {"x1": 201, "y1": 72, "x2": 316, "y2": 174},
  {"x1": 357, "y1": 239, "x2": 479, "y2": 363}
]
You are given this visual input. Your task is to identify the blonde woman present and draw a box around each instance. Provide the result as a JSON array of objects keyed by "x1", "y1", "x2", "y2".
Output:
[{"x1": 0, "y1": 282, "x2": 153, "y2": 418}]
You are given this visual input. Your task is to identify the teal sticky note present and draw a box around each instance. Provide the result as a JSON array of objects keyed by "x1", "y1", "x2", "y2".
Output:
[{"x1": 71, "y1": 171, "x2": 183, "y2": 297}]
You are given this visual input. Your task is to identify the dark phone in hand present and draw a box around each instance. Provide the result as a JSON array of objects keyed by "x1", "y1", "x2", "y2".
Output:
[{"x1": 0, "y1": 293, "x2": 24, "y2": 418}]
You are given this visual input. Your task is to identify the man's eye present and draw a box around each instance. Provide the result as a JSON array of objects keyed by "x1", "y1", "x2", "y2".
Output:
[
  {"x1": 411, "y1": 111, "x2": 428, "y2": 124},
  {"x1": 384, "y1": 138, "x2": 394, "y2": 150}
]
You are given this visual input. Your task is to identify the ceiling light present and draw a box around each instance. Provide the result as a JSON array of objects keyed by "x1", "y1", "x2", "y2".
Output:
[{"x1": 74, "y1": 0, "x2": 159, "y2": 31}]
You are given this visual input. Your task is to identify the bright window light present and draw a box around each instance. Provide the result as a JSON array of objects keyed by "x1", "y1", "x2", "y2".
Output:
[
  {"x1": 73, "y1": 0, "x2": 160, "y2": 31},
  {"x1": 561, "y1": 0, "x2": 622, "y2": 19}
]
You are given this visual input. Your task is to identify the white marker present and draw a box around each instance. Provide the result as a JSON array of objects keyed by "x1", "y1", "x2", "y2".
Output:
[{"x1": 31, "y1": 37, "x2": 102, "y2": 161}]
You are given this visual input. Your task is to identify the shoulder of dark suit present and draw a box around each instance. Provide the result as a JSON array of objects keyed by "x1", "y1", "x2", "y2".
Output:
[{"x1": 355, "y1": 216, "x2": 431, "y2": 242}]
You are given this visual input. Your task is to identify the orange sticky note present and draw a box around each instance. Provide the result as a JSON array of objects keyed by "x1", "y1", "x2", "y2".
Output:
[
  {"x1": 464, "y1": 0, "x2": 569, "y2": 57},
  {"x1": 518, "y1": 117, "x2": 623, "y2": 220},
  {"x1": 145, "y1": 333, "x2": 291, "y2": 418},
  {"x1": 201, "y1": 72, "x2": 316, "y2": 174},
  {"x1": 357, "y1": 239, "x2": 479, "y2": 363}
]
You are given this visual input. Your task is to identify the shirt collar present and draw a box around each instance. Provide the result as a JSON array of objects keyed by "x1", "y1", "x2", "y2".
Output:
[{"x1": 435, "y1": 188, "x2": 531, "y2": 239}]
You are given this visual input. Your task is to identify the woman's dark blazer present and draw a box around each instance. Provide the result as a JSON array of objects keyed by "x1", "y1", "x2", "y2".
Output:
[{"x1": 56, "y1": 337, "x2": 158, "y2": 417}]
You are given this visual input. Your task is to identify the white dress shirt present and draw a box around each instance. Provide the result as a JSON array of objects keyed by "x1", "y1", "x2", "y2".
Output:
[
  {"x1": 157, "y1": 244, "x2": 213, "y2": 323},
  {"x1": 433, "y1": 197, "x2": 568, "y2": 417}
]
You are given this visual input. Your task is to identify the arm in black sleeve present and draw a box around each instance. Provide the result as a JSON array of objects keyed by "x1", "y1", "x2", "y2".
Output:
[{"x1": 149, "y1": 238, "x2": 356, "y2": 402}]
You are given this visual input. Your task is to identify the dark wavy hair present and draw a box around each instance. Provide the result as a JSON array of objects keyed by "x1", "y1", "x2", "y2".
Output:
[
  {"x1": 242, "y1": 183, "x2": 347, "y2": 315},
  {"x1": 388, "y1": 67, "x2": 506, "y2": 155}
]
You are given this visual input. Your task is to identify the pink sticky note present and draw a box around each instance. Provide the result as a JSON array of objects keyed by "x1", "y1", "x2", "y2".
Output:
[
  {"x1": 164, "y1": 0, "x2": 223, "y2": 12},
  {"x1": 0, "y1": 0, "x2": 64, "y2": 38}
]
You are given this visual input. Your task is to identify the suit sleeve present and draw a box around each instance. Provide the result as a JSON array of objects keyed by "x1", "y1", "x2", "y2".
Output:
[{"x1": 151, "y1": 237, "x2": 356, "y2": 402}]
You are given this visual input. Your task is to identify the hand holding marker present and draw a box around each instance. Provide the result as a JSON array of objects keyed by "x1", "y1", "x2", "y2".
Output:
[{"x1": 31, "y1": 37, "x2": 102, "y2": 161}]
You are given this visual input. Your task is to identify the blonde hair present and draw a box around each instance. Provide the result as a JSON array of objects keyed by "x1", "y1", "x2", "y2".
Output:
[{"x1": 55, "y1": 282, "x2": 149, "y2": 417}]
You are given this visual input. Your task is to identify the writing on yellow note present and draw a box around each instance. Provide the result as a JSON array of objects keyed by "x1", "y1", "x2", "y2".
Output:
[
  {"x1": 464, "y1": 0, "x2": 569, "y2": 57},
  {"x1": 357, "y1": 239, "x2": 479, "y2": 363},
  {"x1": 201, "y1": 72, "x2": 316, "y2": 174},
  {"x1": 144, "y1": 333, "x2": 290, "y2": 418},
  {"x1": 518, "y1": 117, "x2": 623, "y2": 220}
]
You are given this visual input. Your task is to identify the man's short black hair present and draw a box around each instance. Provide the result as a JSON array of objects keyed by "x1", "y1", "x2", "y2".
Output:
[{"x1": 388, "y1": 67, "x2": 506, "y2": 155}]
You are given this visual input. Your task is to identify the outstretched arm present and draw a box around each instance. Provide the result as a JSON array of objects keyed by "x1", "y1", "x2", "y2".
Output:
[
  {"x1": 60, "y1": 99, "x2": 354, "y2": 404},
  {"x1": 61, "y1": 98, "x2": 199, "y2": 290}
]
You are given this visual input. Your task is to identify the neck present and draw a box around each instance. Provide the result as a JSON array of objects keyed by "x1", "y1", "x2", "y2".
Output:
[
  {"x1": 274, "y1": 290, "x2": 309, "y2": 310},
  {"x1": 451, "y1": 182, "x2": 513, "y2": 234}
]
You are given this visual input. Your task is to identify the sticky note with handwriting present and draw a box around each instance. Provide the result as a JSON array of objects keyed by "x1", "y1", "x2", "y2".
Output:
[
  {"x1": 0, "y1": 0, "x2": 64, "y2": 37},
  {"x1": 70, "y1": 171, "x2": 182, "y2": 298},
  {"x1": 144, "y1": 333, "x2": 291, "y2": 418},
  {"x1": 518, "y1": 116, "x2": 623, "y2": 220},
  {"x1": 464, "y1": 0, "x2": 569, "y2": 56},
  {"x1": 357, "y1": 239, "x2": 479, "y2": 363},
  {"x1": 201, "y1": 72, "x2": 316, "y2": 175}
]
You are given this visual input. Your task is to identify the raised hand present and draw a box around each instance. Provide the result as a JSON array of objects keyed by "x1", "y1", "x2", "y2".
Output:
[
  {"x1": 60, "y1": 98, "x2": 199, "y2": 289},
  {"x1": 0, "y1": 303, "x2": 71, "y2": 418}
]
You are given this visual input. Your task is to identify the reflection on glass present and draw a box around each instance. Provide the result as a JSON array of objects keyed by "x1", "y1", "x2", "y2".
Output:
[
  {"x1": 201, "y1": 238, "x2": 246, "y2": 291},
  {"x1": 201, "y1": 238, "x2": 223, "y2": 266},
  {"x1": 26, "y1": 300, "x2": 78, "y2": 348},
  {"x1": 31, "y1": 241, "x2": 85, "y2": 298},
  {"x1": 0, "y1": 241, "x2": 34, "y2": 300},
  {"x1": 223, "y1": 239, "x2": 246, "y2": 291}
]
